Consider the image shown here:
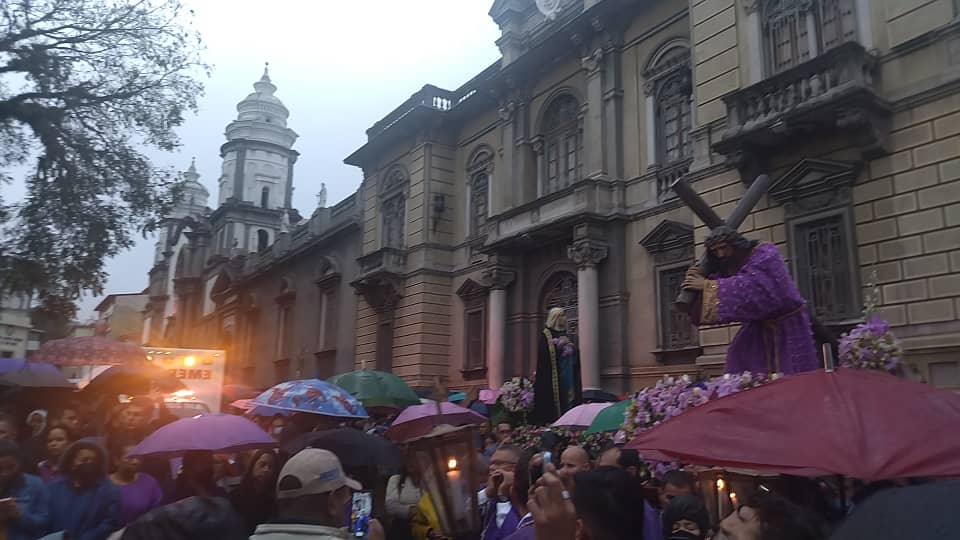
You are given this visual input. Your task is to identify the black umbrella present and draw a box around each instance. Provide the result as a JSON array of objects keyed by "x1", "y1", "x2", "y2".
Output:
[
  {"x1": 283, "y1": 428, "x2": 403, "y2": 473},
  {"x1": 81, "y1": 363, "x2": 185, "y2": 398},
  {"x1": 830, "y1": 481, "x2": 960, "y2": 540},
  {"x1": 582, "y1": 389, "x2": 619, "y2": 403}
]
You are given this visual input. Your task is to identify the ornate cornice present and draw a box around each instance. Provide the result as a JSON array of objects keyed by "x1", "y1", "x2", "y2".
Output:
[{"x1": 567, "y1": 238, "x2": 609, "y2": 268}]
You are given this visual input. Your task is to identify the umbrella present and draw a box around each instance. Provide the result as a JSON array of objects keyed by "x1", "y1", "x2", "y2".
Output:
[
  {"x1": 221, "y1": 384, "x2": 260, "y2": 402},
  {"x1": 127, "y1": 413, "x2": 276, "y2": 458},
  {"x1": 386, "y1": 401, "x2": 486, "y2": 442},
  {"x1": 282, "y1": 428, "x2": 403, "y2": 472},
  {"x1": 627, "y1": 368, "x2": 960, "y2": 481},
  {"x1": 551, "y1": 402, "x2": 613, "y2": 430},
  {"x1": 327, "y1": 369, "x2": 420, "y2": 409},
  {"x1": 254, "y1": 379, "x2": 368, "y2": 419},
  {"x1": 585, "y1": 399, "x2": 631, "y2": 434},
  {"x1": 0, "y1": 360, "x2": 73, "y2": 389},
  {"x1": 33, "y1": 336, "x2": 145, "y2": 366},
  {"x1": 229, "y1": 399, "x2": 255, "y2": 411},
  {"x1": 829, "y1": 480, "x2": 960, "y2": 540},
  {"x1": 81, "y1": 362, "x2": 185, "y2": 397},
  {"x1": 582, "y1": 389, "x2": 619, "y2": 403}
]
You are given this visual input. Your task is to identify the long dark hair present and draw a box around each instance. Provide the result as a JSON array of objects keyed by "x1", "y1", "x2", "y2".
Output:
[
  {"x1": 239, "y1": 449, "x2": 277, "y2": 493},
  {"x1": 703, "y1": 226, "x2": 759, "y2": 275}
]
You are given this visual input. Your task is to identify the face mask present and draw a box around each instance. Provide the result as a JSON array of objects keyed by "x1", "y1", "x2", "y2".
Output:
[
  {"x1": 666, "y1": 532, "x2": 702, "y2": 540},
  {"x1": 74, "y1": 463, "x2": 99, "y2": 482},
  {"x1": 272, "y1": 427, "x2": 283, "y2": 436}
]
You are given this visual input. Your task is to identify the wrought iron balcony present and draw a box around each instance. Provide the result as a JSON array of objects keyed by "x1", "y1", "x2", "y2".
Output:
[
  {"x1": 358, "y1": 247, "x2": 407, "y2": 277},
  {"x1": 714, "y1": 42, "x2": 890, "y2": 159}
]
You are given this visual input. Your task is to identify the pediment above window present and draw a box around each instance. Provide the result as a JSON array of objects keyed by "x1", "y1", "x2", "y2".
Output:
[
  {"x1": 456, "y1": 278, "x2": 490, "y2": 302},
  {"x1": 640, "y1": 220, "x2": 693, "y2": 254},
  {"x1": 770, "y1": 158, "x2": 860, "y2": 212}
]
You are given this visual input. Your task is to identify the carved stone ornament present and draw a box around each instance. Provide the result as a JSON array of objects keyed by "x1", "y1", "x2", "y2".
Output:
[
  {"x1": 536, "y1": 0, "x2": 562, "y2": 20},
  {"x1": 352, "y1": 277, "x2": 402, "y2": 314},
  {"x1": 581, "y1": 48, "x2": 604, "y2": 75},
  {"x1": 482, "y1": 265, "x2": 517, "y2": 290},
  {"x1": 769, "y1": 158, "x2": 860, "y2": 214},
  {"x1": 567, "y1": 238, "x2": 609, "y2": 268},
  {"x1": 498, "y1": 101, "x2": 516, "y2": 122}
]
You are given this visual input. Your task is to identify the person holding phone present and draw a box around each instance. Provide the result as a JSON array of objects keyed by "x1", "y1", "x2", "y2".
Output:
[
  {"x1": 0, "y1": 440, "x2": 48, "y2": 540},
  {"x1": 250, "y1": 449, "x2": 384, "y2": 540}
]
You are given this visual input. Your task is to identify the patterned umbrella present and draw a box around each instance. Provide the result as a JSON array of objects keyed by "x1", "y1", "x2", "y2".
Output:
[
  {"x1": 253, "y1": 379, "x2": 368, "y2": 419},
  {"x1": 33, "y1": 336, "x2": 146, "y2": 366},
  {"x1": 127, "y1": 414, "x2": 276, "y2": 459},
  {"x1": 327, "y1": 369, "x2": 420, "y2": 409}
]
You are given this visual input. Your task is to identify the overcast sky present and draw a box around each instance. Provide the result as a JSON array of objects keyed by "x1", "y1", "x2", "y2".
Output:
[{"x1": 57, "y1": 0, "x2": 501, "y2": 318}]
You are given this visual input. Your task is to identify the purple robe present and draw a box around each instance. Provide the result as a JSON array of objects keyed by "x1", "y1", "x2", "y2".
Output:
[{"x1": 694, "y1": 242, "x2": 818, "y2": 375}]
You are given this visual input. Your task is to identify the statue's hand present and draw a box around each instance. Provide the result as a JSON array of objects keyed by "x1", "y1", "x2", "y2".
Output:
[{"x1": 682, "y1": 273, "x2": 705, "y2": 291}]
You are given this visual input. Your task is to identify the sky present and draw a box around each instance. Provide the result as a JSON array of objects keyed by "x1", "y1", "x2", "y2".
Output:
[{"x1": 15, "y1": 0, "x2": 503, "y2": 319}]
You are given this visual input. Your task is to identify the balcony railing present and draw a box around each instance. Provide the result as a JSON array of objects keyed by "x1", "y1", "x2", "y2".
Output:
[
  {"x1": 367, "y1": 86, "x2": 455, "y2": 139},
  {"x1": 715, "y1": 42, "x2": 886, "y2": 155},
  {"x1": 655, "y1": 158, "x2": 692, "y2": 202},
  {"x1": 358, "y1": 247, "x2": 407, "y2": 276}
]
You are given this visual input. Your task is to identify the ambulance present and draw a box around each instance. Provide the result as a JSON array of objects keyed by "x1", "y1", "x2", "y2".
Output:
[{"x1": 144, "y1": 348, "x2": 226, "y2": 414}]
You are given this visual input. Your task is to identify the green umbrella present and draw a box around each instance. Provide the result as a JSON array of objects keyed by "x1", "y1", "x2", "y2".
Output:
[
  {"x1": 327, "y1": 369, "x2": 420, "y2": 409},
  {"x1": 585, "y1": 399, "x2": 631, "y2": 434}
]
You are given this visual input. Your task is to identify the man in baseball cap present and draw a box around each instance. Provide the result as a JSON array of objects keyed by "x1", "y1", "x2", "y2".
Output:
[{"x1": 251, "y1": 448, "x2": 382, "y2": 539}]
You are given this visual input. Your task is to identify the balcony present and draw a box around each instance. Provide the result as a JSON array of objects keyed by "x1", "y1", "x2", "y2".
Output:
[
  {"x1": 654, "y1": 159, "x2": 692, "y2": 203},
  {"x1": 358, "y1": 247, "x2": 407, "y2": 278},
  {"x1": 713, "y1": 42, "x2": 891, "y2": 160}
]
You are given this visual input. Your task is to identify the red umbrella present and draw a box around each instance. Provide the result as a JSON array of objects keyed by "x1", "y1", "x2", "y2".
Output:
[
  {"x1": 33, "y1": 336, "x2": 145, "y2": 366},
  {"x1": 627, "y1": 368, "x2": 960, "y2": 481}
]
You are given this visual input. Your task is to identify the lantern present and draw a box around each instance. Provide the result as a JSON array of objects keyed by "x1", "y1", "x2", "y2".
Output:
[
  {"x1": 407, "y1": 424, "x2": 482, "y2": 539},
  {"x1": 694, "y1": 467, "x2": 782, "y2": 524}
]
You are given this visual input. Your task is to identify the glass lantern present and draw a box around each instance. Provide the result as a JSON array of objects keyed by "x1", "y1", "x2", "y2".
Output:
[{"x1": 407, "y1": 424, "x2": 482, "y2": 539}]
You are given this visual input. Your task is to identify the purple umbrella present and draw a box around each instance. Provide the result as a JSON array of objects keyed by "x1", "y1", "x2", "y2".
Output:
[
  {"x1": 127, "y1": 413, "x2": 276, "y2": 459},
  {"x1": 386, "y1": 401, "x2": 486, "y2": 442}
]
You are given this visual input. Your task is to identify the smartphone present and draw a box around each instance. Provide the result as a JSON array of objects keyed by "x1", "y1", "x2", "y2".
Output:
[
  {"x1": 350, "y1": 491, "x2": 373, "y2": 538},
  {"x1": 541, "y1": 451, "x2": 553, "y2": 475}
]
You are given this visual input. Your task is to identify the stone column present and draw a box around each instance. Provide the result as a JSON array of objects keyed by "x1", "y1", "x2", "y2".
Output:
[
  {"x1": 482, "y1": 265, "x2": 516, "y2": 390},
  {"x1": 567, "y1": 233, "x2": 608, "y2": 390},
  {"x1": 582, "y1": 48, "x2": 606, "y2": 179}
]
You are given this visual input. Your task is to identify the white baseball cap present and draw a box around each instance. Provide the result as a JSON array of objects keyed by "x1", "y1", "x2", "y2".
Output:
[{"x1": 276, "y1": 448, "x2": 362, "y2": 499}]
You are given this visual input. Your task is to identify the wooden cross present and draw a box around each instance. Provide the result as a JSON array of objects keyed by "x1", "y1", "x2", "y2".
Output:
[{"x1": 671, "y1": 173, "x2": 772, "y2": 310}]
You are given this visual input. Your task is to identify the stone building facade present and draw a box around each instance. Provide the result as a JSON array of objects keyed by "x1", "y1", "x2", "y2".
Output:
[
  {"x1": 143, "y1": 70, "x2": 362, "y2": 388},
  {"x1": 345, "y1": 0, "x2": 960, "y2": 393}
]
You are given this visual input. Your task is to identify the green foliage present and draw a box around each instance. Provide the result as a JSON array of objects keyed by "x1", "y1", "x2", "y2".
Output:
[{"x1": 0, "y1": 0, "x2": 206, "y2": 305}]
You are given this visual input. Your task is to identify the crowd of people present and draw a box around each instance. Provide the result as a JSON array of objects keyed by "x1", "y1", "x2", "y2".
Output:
[{"x1": 0, "y1": 395, "x2": 925, "y2": 540}]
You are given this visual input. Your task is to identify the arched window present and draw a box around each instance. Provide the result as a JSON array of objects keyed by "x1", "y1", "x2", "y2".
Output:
[
  {"x1": 257, "y1": 229, "x2": 269, "y2": 252},
  {"x1": 540, "y1": 95, "x2": 580, "y2": 195},
  {"x1": 467, "y1": 149, "x2": 492, "y2": 238},
  {"x1": 381, "y1": 166, "x2": 408, "y2": 249},
  {"x1": 762, "y1": 0, "x2": 857, "y2": 75},
  {"x1": 260, "y1": 186, "x2": 269, "y2": 208},
  {"x1": 540, "y1": 271, "x2": 579, "y2": 337},
  {"x1": 657, "y1": 74, "x2": 692, "y2": 165}
]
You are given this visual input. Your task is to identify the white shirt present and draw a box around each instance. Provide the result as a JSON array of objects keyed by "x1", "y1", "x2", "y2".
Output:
[{"x1": 477, "y1": 489, "x2": 513, "y2": 528}]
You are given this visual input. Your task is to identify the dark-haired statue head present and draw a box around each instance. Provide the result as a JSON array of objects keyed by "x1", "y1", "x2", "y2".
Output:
[{"x1": 704, "y1": 226, "x2": 759, "y2": 276}]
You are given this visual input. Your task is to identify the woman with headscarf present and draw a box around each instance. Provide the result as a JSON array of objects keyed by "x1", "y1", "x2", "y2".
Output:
[
  {"x1": 229, "y1": 449, "x2": 278, "y2": 533},
  {"x1": 20, "y1": 410, "x2": 47, "y2": 473},
  {"x1": 45, "y1": 438, "x2": 121, "y2": 540},
  {"x1": 532, "y1": 307, "x2": 582, "y2": 425}
]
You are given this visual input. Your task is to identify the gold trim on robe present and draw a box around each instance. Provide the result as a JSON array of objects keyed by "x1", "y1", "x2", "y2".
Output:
[{"x1": 702, "y1": 279, "x2": 720, "y2": 324}]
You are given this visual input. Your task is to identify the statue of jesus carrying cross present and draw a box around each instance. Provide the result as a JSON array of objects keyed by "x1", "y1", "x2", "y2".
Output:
[{"x1": 673, "y1": 176, "x2": 819, "y2": 375}]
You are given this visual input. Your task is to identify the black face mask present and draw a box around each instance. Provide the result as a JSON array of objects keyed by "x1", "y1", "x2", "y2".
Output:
[
  {"x1": 666, "y1": 531, "x2": 703, "y2": 540},
  {"x1": 74, "y1": 463, "x2": 99, "y2": 483}
]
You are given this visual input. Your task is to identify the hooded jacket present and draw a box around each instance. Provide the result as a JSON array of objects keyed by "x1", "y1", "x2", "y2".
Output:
[{"x1": 45, "y1": 438, "x2": 121, "y2": 540}]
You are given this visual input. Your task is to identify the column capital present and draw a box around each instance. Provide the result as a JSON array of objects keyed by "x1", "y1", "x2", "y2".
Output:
[
  {"x1": 581, "y1": 48, "x2": 604, "y2": 77},
  {"x1": 568, "y1": 238, "x2": 608, "y2": 268},
  {"x1": 482, "y1": 266, "x2": 516, "y2": 290}
]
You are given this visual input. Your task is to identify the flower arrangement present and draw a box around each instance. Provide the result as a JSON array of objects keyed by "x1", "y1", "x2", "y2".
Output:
[
  {"x1": 839, "y1": 316, "x2": 903, "y2": 375},
  {"x1": 623, "y1": 371, "x2": 775, "y2": 438},
  {"x1": 498, "y1": 377, "x2": 535, "y2": 414},
  {"x1": 511, "y1": 425, "x2": 575, "y2": 452},
  {"x1": 553, "y1": 336, "x2": 576, "y2": 359}
]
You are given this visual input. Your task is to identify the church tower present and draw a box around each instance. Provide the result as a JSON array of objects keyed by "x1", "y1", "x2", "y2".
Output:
[
  {"x1": 153, "y1": 158, "x2": 210, "y2": 264},
  {"x1": 212, "y1": 64, "x2": 299, "y2": 254}
]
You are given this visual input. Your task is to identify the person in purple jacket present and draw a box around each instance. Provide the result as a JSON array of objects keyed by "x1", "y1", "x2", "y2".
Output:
[{"x1": 108, "y1": 440, "x2": 163, "y2": 526}]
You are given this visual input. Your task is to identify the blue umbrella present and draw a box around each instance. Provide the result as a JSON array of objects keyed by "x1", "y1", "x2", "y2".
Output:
[
  {"x1": 0, "y1": 359, "x2": 73, "y2": 388},
  {"x1": 254, "y1": 379, "x2": 368, "y2": 419}
]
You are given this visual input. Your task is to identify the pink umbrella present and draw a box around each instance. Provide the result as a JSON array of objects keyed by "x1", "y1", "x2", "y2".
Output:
[
  {"x1": 551, "y1": 402, "x2": 613, "y2": 430},
  {"x1": 33, "y1": 336, "x2": 145, "y2": 366},
  {"x1": 230, "y1": 399, "x2": 255, "y2": 411},
  {"x1": 386, "y1": 401, "x2": 486, "y2": 442}
]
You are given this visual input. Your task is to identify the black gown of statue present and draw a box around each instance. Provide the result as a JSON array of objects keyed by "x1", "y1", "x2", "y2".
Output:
[{"x1": 532, "y1": 328, "x2": 582, "y2": 425}]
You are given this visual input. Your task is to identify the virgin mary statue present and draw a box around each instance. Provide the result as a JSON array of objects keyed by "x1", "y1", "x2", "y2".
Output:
[{"x1": 533, "y1": 307, "x2": 582, "y2": 425}]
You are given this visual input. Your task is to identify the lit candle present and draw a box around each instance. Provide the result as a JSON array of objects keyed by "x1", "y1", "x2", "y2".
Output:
[
  {"x1": 716, "y1": 478, "x2": 726, "y2": 518},
  {"x1": 729, "y1": 490, "x2": 738, "y2": 508},
  {"x1": 446, "y1": 457, "x2": 464, "y2": 520}
]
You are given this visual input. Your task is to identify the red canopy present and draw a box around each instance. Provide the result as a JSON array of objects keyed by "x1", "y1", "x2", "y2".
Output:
[{"x1": 627, "y1": 368, "x2": 960, "y2": 481}]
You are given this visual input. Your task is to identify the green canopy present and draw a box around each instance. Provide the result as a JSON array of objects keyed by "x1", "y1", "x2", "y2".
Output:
[
  {"x1": 327, "y1": 369, "x2": 420, "y2": 409},
  {"x1": 585, "y1": 399, "x2": 631, "y2": 434}
]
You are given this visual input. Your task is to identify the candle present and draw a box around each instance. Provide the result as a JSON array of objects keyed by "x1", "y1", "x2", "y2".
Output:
[
  {"x1": 716, "y1": 478, "x2": 726, "y2": 518},
  {"x1": 729, "y1": 490, "x2": 738, "y2": 508},
  {"x1": 446, "y1": 457, "x2": 464, "y2": 520}
]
